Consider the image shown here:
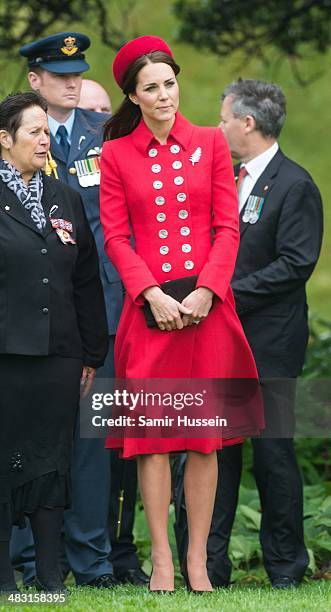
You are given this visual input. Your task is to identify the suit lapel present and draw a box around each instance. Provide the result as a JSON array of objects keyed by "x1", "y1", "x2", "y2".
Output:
[
  {"x1": 0, "y1": 181, "x2": 43, "y2": 235},
  {"x1": 238, "y1": 149, "x2": 285, "y2": 238},
  {"x1": 41, "y1": 175, "x2": 63, "y2": 237},
  {"x1": 0, "y1": 175, "x2": 65, "y2": 238},
  {"x1": 67, "y1": 109, "x2": 98, "y2": 166}
]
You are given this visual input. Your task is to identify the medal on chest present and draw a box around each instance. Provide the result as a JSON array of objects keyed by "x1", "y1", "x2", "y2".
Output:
[
  {"x1": 74, "y1": 155, "x2": 101, "y2": 187},
  {"x1": 50, "y1": 218, "x2": 76, "y2": 244},
  {"x1": 242, "y1": 195, "x2": 265, "y2": 224}
]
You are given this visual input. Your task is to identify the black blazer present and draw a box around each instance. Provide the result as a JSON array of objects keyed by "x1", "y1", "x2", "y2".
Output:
[
  {"x1": 0, "y1": 174, "x2": 108, "y2": 368},
  {"x1": 231, "y1": 149, "x2": 323, "y2": 377}
]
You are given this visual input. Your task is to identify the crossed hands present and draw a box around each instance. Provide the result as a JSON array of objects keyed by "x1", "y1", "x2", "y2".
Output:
[{"x1": 143, "y1": 286, "x2": 214, "y2": 332}]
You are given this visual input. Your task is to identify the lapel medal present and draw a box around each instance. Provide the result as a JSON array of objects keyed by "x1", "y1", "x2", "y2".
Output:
[
  {"x1": 74, "y1": 155, "x2": 101, "y2": 187},
  {"x1": 50, "y1": 218, "x2": 76, "y2": 244},
  {"x1": 242, "y1": 195, "x2": 265, "y2": 224}
]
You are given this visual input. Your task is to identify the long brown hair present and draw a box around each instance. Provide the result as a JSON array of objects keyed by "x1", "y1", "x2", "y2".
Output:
[{"x1": 104, "y1": 51, "x2": 180, "y2": 141}]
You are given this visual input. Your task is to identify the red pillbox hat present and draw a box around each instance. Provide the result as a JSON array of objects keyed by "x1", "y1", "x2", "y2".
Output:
[{"x1": 113, "y1": 35, "x2": 173, "y2": 89}]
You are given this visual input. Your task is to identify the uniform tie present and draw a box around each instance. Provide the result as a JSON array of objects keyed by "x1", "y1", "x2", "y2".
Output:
[
  {"x1": 236, "y1": 165, "x2": 248, "y2": 192},
  {"x1": 56, "y1": 125, "x2": 70, "y2": 159}
]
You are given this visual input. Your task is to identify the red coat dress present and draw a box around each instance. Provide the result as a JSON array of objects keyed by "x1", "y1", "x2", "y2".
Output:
[{"x1": 100, "y1": 113, "x2": 262, "y2": 457}]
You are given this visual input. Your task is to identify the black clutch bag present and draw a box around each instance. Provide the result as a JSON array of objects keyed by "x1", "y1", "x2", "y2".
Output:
[{"x1": 143, "y1": 275, "x2": 198, "y2": 328}]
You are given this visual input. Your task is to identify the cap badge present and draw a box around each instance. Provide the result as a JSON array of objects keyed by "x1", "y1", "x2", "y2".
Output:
[{"x1": 61, "y1": 36, "x2": 78, "y2": 56}]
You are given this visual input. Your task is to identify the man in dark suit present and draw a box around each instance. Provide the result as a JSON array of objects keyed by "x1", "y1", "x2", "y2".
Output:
[
  {"x1": 218, "y1": 79, "x2": 323, "y2": 588},
  {"x1": 10, "y1": 31, "x2": 124, "y2": 589},
  {"x1": 174, "y1": 79, "x2": 323, "y2": 589}
]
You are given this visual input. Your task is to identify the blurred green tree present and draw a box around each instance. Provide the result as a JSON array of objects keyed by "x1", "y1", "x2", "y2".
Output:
[
  {"x1": 173, "y1": 0, "x2": 331, "y2": 83},
  {"x1": 0, "y1": 0, "x2": 136, "y2": 52}
]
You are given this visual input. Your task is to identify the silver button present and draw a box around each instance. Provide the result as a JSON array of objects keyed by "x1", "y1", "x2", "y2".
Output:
[
  {"x1": 155, "y1": 196, "x2": 165, "y2": 205},
  {"x1": 160, "y1": 245, "x2": 169, "y2": 255},
  {"x1": 180, "y1": 226, "x2": 190, "y2": 236},
  {"x1": 153, "y1": 180, "x2": 163, "y2": 190},
  {"x1": 184, "y1": 260, "x2": 194, "y2": 270},
  {"x1": 174, "y1": 176, "x2": 184, "y2": 186},
  {"x1": 182, "y1": 244, "x2": 192, "y2": 253},
  {"x1": 172, "y1": 161, "x2": 182, "y2": 170},
  {"x1": 151, "y1": 164, "x2": 161, "y2": 173},
  {"x1": 41, "y1": 248, "x2": 48, "y2": 254},
  {"x1": 4, "y1": 205, "x2": 10, "y2": 211},
  {"x1": 159, "y1": 229, "x2": 168, "y2": 239},
  {"x1": 157, "y1": 212, "x2": 166, "y2": 222},
  {"x1": 170, "y1": 144, "x2": 180, "y2": 154},
  {"x1": 42, "y1": 278, "x2": 49, "y2": 284},
  {"x1": 177, "y1": 193, "x2": 187, "y2": 202},
  {"x1": 162, "y1": 263, "x2": 172, "y2": 272},
  {"x1": 42, "y1": 307, "x2": 49, "y2": 315},
  {"x1": 179, "y1": 210, "x2": 188, "y2": 219},
  {"x1": 149, "y1": 148, "x2": 158, "y2": 157}
]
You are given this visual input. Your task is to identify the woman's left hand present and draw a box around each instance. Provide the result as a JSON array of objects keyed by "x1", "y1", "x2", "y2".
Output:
[
  {"x1": 80, "y1": 366, "x2": 96, "y2": 398},
  {"x1": 181, "y1": 287, "x2": 214, "y2": 327}
]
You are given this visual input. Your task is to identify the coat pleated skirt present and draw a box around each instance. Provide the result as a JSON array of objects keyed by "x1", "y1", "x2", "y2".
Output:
[{"x1": 106, "y1": 289, "x2": 263, "y2": 458}]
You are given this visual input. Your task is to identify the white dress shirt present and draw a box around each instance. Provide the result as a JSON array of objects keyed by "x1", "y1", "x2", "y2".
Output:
[{"x1": 238, "y1": 142, "x2": 279, "y2": 212}]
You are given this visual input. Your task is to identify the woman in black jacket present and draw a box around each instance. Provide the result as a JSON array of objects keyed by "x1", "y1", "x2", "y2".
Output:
[{"x1": 0, "y1": 91, "x2": 108, "y2": 594}]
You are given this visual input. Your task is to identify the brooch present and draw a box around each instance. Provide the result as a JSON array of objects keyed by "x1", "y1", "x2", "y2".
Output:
[{"x1": 189, "y1": 147, "x2": 202, "y2": 166}]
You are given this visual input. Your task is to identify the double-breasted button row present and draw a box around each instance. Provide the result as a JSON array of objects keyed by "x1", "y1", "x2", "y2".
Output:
[{"x1": 148, "y1": 144, "x2": 194, "y2": 273}]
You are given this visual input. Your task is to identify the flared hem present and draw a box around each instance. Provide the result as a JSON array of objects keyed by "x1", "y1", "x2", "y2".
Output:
[
  {"x1": 105, "y1": 436, "x2": 244, "y2": 459},
  {"x1": 0, "y1": 470, "x2": 71, "y2": 540}
]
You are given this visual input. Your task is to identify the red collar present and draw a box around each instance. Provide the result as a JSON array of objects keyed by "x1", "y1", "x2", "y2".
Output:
[{"x1": 130, "y1": 112, "x2": 194, "y2": 154}]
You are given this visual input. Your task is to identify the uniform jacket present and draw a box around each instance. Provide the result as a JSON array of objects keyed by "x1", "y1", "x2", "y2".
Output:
[
  {"x1": 232, "y1": 149, "x2": 323, "y2": 377},
  {"x1": 49, "y1": 107, "x2": 123, "y2": 335},
  {"x1": 0, "y1": 174, "x2": 108, "y2": 368}
]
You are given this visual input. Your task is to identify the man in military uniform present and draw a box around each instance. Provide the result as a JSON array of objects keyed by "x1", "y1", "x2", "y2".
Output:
[{"x1": 11, "y1": 31, "x2": 122, "y2": 589}]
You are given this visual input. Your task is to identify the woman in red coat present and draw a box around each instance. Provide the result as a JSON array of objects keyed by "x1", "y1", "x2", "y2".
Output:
[{"x1": 100, "y1": 36, "x2": 262, "y2": 592}]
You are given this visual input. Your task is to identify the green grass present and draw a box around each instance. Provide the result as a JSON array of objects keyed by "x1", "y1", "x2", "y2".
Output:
[{"x1": 1, "y1": 581, "x2": 331, "y2": 612}]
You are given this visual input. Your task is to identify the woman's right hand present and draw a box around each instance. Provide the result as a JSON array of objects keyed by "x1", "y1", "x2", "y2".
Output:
[{"x1": 143, "y1": 286, "x2": 192, "y2": 331}]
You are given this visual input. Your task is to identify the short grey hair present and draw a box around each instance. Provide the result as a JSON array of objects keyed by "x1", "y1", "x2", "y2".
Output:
[{"x1": 222, "y1": 79, "x2": 286, "y2": 138}]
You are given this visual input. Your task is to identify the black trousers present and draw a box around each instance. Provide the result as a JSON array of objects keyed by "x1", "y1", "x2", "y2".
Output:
[{"x1": 109, "y1": 451, "x2": 140, "y2": 575}]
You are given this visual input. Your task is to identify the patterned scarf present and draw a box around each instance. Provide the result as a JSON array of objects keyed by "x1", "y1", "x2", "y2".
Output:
[{"x1": 0, "y1": 159, "x2": 46, "y2": 230}]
